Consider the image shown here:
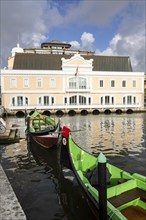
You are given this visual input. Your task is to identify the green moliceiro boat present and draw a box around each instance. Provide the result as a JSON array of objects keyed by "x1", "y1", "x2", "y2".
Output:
[
  {"x1": 26, "y1": 110, "x2": 61, "y2": 150},
  {"x1": 61, "y1": 126, "x2": 146, "y2": 220},
  {"x1": 26, "y1": 109, "x2": 59, "y2": 136}
]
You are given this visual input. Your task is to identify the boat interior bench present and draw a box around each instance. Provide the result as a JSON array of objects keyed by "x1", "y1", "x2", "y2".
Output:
[
  {"x1": 108, "y1": 187, "x2": 146, "y2": 207},
  {"x1": 107, "y1": 178, "x2": 146, "y2": 210}
]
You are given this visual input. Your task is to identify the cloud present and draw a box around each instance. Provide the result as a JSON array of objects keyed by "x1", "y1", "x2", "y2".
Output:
[
  {"x1": 69, "y1": 32, "x2": 95, "y2": 51},
  {"x1": 63, "y1": 0, "x2": 128, "y2": 27},
  {"x1": 80, "y1": 32, "x2": 95, "y2": 51},
  {"x1": 0, "y1": 0, "x2": 145, "y2": 72},
  {"x1": 95, "y1": 2, "x2": 145, "y2": 71},
  {"x1": 69, "y1": 41, "x2": 81, "y2": 50},
  {"x1": 1, "y1": 0, "x2": 49, "y2": 66}
]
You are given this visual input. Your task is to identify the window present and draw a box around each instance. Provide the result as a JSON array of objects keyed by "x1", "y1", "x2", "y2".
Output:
[
  {"x1": 123, "y1": 97, "x2": 126, "y2": 104},
  {"x1": 100, "y1": 80, "x2": 103, "y2": 87},
  {"x1": 79, "y1": 96, "x2": 86, "y2": 105},
  {"x1": 69, "y1": 96, "x2": 77, "y2": 104},
  {"x1": 123, "y1": 96, "x2": 136, "y2": 105},
  {"x1": 12, "y1": 97, "x2": 15, "y2": 106},
  {"x1": 111, "y1": 80, "x2": 115, "y2": 87},
  {"x1": 69, "y1": 78, "x2": 77, "y2": 89},
  {"x1": 122, "y1": 80, "x2": 126, "y2": 87},
  {"x1": 11, "y1": 79, "x2": 17, "y2": 88},
  {"x1": 89, "y1": 97, "x2": 91, "y2": 105},
  {"x1": 51, "y1": 97, "x2": 54, "y2": 104},
  {"x1": 17, "y1": 96, "x2": 23, "y2": 106},
  {"x1": 127, "y1": 96, "x2": 132, "y2": 104},
  {"x1": 100, "y1": 96, "x2": 114, "y2": 105},
  {"x1": 44, "y1": 96, "x2": 49, "y2": 105},
  {"x1": 25, "y1": 97, "x2": 28, "y2": 105},
  {"x1": 79, "y1": 78, "x2": 86, "y2": 89},
  {"x1": 24, "y1": 79, "x2": 29, "y2": 88},
  {"x1": 11, "y1": 96, "x2": 28, "y2": 106},
  {"x1": 69, "y1": 77, "x2": 87, "y2": 89},
  {"x1": 39, "y1": 97, "x2": 41, "y2": 105},
  {"x1": 38, "y1": 96, "x2": 54, "y2": 105},
  {"x1": 37, "y1": 79, "x2": 42, "y2": 88},
  {"x1": 132, "y1": 80, "x2": 136, "y2": 88},
  {"x1": 50, "y1": 78, "x2": 56, "y2": 88},
  {"x1": 64, "y1": 97, "x2": 67, "y2": 104},
  {"x1": 105, "y1": 96, "x2": 110, "y2": 104}
]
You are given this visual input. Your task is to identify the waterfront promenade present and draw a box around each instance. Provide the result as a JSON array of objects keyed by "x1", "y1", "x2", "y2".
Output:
[{"x1": 0, "y1": 163, "x2": 26, "y2": 220}]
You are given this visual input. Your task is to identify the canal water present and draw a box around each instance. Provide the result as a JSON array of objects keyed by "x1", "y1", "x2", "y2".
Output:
[{"x1": 0, "y1": 113, "x2": 146, "y2": 220}]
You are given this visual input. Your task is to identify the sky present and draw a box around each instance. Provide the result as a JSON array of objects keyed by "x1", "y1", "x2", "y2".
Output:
[{"x1": 0, "y1": 0, "x2": 146, "y2": 72}]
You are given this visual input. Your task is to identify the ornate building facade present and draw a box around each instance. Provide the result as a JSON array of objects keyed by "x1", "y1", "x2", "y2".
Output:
[{"x1": 1, "y1": 41, "x2": 145, "y2": 115}]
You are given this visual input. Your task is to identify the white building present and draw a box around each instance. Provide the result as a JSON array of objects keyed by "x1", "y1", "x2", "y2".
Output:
[{"x1": 1, "y1": 41, "x2": 144, "y2": 116}]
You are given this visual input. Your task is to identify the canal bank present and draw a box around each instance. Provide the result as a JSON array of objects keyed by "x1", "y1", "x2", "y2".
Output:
[{"x1": 0, "y1": 163, "x2": 26, "y2": 220}]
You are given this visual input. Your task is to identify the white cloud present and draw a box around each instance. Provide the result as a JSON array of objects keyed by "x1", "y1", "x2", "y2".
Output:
[
  {"x1": 81, "y1": 32, "x2": 95, "y2": 51},
  {"x1": 95, "y1": 2, "x2": 145, "y2": 72},
  {"x1": 69, "y1": 41, "x2": 81, "y2": 50},
  {"x1": 95, "y1": 32, "x2": 145, "y2": 71},
  {"x1": 21, "y1": 33, "x2": 47, "y2": 48}
]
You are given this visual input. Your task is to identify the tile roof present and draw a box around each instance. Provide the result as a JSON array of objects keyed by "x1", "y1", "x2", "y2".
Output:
[{"x1": 13, "y1": 53, "x2": 133, "y2": 72}]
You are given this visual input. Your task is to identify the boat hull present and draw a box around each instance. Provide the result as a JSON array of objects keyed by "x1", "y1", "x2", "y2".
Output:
[{"x1": 32, "y1": 133, "x2": 59, "y2": 149}]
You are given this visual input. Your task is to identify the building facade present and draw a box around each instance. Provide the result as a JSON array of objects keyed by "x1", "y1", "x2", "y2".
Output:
[{"x1": 1, "y1": 41, "x2": 145, "y2": 115}]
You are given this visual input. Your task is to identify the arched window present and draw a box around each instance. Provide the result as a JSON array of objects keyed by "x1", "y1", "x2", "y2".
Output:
[
  {"x1": 123, "y1": 96, "x2": 136, "y2": 105},
  {"x1": 11, "y1": 96, "x2": 28, "y2": 106},
  {"x1": 69, "y1": 96, "x2": 77, "y2": 104}
]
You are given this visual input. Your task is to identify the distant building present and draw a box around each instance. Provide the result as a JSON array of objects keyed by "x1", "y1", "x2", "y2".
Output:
[{"x1": 0, "y1": 40, "x2": 145, "y2": 115}]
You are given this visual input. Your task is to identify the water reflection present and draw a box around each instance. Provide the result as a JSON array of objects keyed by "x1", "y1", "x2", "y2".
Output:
[
  {"x1": 61, "y1": 113, "x2": 146, "y2": 175},
  {"x1": 2, "y1": 113, "x2": 146, "y2": 175}
]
